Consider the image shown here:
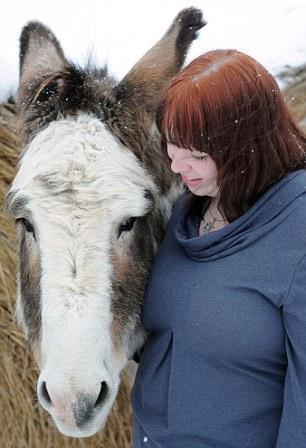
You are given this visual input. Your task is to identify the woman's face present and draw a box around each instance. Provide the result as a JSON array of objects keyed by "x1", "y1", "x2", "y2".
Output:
[{"x1": 167, "y1": 143, "x2": 219, "y2": 197}]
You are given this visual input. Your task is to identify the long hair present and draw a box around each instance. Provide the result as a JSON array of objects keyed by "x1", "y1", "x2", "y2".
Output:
[{"x1": 156, "y1": 49, "x2": 306, "y2": 222}]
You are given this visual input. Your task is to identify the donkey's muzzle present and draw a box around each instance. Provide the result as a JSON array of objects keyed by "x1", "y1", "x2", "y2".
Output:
[
  {"x1": 73, "y1": 382, "x2": 108, "y2": 428},
  {"x1": 38, "y1": 379, "x2": 109, "y2": 428}
]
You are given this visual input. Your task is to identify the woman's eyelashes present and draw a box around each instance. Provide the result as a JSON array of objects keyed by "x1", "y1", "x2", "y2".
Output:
[{"x1": 193, "y1": 154, "x2": 208, "y2": 161}]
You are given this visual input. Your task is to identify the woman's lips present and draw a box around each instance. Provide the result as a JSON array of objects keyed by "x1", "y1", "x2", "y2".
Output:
[{"x1": 181, "y1": 174, "x2": 203, "y2": 186}]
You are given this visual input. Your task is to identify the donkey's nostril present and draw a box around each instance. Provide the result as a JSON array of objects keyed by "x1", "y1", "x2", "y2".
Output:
[
  {"x1": 41, "y1": 381, "x2": 52, "y2": 406},
  {"x1": 74, "y1": 383, "x2": 109, "y2": 428},
  {"x1": 94, "y1": 381, "x2": 108, "y2": 408}
]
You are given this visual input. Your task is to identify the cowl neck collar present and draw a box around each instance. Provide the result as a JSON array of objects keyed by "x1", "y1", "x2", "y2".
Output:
[{"x1": 175, "y1": 170, "x2": 306, "y2": 261}]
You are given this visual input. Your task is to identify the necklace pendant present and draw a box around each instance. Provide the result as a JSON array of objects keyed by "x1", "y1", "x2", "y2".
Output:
[
  {"x1": 203, "y1": 222, "x2": 213, "y2": 231},
  {"x1": 201, "y1": 220, "x2": 215, "y2": 233}
]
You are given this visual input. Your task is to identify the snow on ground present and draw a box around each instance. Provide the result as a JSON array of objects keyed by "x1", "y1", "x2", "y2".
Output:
[{"x1": 0, "y1": 0, "x2": 305, "y2": 101}]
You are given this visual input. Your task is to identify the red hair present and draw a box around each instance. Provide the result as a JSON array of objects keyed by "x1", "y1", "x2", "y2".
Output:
[{"x1": 156, "y1": 49, "x2": 306, "y2": 222}]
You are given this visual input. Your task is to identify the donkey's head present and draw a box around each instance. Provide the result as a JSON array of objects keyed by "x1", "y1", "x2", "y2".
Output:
[{"x1": 5, "y1": 9, "x2": 205, "y2": 437}]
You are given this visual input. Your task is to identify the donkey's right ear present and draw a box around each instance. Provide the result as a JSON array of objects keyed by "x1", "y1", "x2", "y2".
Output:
[{"x1": 19, "y1": 21, "x2": 67, "y2": 85}]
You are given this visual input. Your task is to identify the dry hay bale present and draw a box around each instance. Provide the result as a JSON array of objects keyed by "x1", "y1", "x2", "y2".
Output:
[
  {"x1": 0, "y1": 102, "x2": 132, "y2": 448},
  {"x1": 280, "y1": 64, "x2": 306, "y2": 133}
]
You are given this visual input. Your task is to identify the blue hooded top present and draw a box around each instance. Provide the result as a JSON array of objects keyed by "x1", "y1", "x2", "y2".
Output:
[{"x1": 131, "y1": 169, "x2": 306, "y2": 448}]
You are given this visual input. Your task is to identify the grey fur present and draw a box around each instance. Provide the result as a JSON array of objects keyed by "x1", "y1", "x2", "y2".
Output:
[{"x1": 18, "y1": 210, "x2": 42, "y2": 344}]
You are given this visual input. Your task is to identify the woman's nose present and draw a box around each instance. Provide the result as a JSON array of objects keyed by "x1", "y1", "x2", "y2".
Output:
[{"x1": 170, "y1": 157, "x2": 187, "y2": 173}]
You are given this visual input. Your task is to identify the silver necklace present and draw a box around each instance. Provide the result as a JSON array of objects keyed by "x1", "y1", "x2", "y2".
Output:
[
  {"x1": 199, "y1": 218, "x2": 216, "y2": 233},
  {"x1": 199, "y1": 204, "x2": 226, "y2": 234}
]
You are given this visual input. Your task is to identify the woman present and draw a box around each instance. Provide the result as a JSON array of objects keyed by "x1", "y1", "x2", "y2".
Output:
[{"x1": 131, "y1": 49, "x2": 306, "y2": 448}]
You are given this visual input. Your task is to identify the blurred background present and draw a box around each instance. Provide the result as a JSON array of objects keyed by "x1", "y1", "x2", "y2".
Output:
[{"x1": 0, "y1": 0, "x2": 306, "y2": 99}]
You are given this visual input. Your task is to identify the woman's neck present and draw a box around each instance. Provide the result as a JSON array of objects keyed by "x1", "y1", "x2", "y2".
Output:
[{"x1": 208, "y1": 197, "x2": 224, "y2": 221}]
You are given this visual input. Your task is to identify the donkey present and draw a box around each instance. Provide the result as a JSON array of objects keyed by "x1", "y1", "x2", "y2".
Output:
[{"x1": 4, "y1": 8, "x2": 205, "y2": 438}]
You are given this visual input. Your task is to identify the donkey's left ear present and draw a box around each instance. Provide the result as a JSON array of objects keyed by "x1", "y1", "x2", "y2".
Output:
[{"x1": 19, "y1": 21, "x2": 67, "y2": 85}]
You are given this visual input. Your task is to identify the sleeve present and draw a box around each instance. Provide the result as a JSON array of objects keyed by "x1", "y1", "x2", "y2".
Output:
[{"x1": 276, "y1": 254, "x2": 306, "y2": 447}]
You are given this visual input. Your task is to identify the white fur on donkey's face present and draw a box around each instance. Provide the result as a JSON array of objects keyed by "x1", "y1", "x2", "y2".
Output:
[{"x1": 11, "y1": 114, "x2": 156, "y2": 436}]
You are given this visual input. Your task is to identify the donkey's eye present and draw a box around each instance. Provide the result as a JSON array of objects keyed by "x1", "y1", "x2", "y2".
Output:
[
  {"x1": 16, "y1": 218, "x2": 35, "y2": 236},
  {"x1": 118, "y1": 217, "x2": 137, "y2": 237}
]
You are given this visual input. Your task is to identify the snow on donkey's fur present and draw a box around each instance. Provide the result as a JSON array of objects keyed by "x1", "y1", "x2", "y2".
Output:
[{"x1": 4, "y1": 8, "x2": 205, "y2": 438}]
